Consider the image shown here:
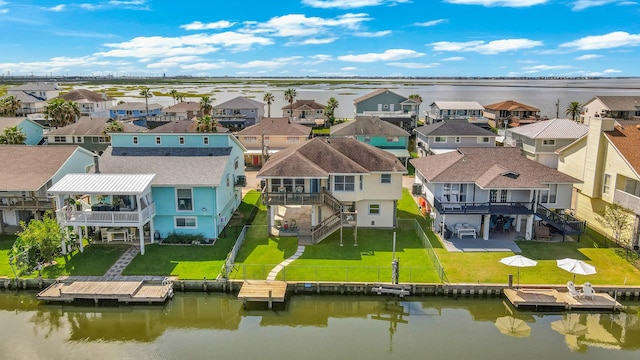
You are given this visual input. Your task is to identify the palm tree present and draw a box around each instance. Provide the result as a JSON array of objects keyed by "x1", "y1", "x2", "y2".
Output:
[
  {"x1": 102, "y1": 121, "x2": 124, "y2": 141},
  {"x1": 176, "y1": 93, "x2": 186, "y2": 102},
  {"x1": 263, "y1": 92, "x2": 275, "y2": 118},
  {"x1": 1, "y1": 96, "x2": 22, "y2": 117},
  {"x1": 139, "y1": 87, "x2": 152, "y2": 121},
  {"x1": 199, "y1": 95, "x2": 214, "y2": 116},
  {"x1": 324, "y1": 97, "x2": 339, "y2": 126},
  {"x1": 44, "y1": 98, "x2": 79, "y2": 127},
  {"x1": 196, "y1": 115, "x2": 218, "y2": 133},
  {"x1": 284, "y1": 88, "x2": 297, "y2": 120},
  {"x1": 0, "y1": 125, "x2": 27, "y2": 144},
  {"x1": 565, "y1": 101, "x2": 582, "y2": 122},
  {"x1": 169, "y1": 89, "x2": 179, "y2": 104}
]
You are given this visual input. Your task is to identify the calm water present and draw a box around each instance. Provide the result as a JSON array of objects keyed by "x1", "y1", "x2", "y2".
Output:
[{"x1": 1, "y1": 291, "x2": 640, "y2": 360}]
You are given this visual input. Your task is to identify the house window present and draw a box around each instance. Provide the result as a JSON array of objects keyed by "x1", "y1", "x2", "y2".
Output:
[
  {"x1": 263, "y1": 136, "x2": 270, "y2": 145},
  {"x1": 360, "y1": 175, "x2": 363, "y2": 190},
  {"x1": 179, "y1": 136, "x2": 185, "y2": 145},
  {"x1": 155, "y1": 136, "x2": 162, "y2": 145},
  {"x1": 542, "y1": 139, "x2": 556, "y2": 146},
  {"x1": 294, "y1": 179, "x2": 305, "y2": 193},
  {"x1": 132, "y1": 136, "x2": 139, "y2": 145},
  {"x1": 490, "y1": 189, "x2": 508, "y2": 203},
  {"x1": 226, "y1": 174, "x2": 230, "y2": 187},
  {"x1": 539, "y1": 184, "x2": 558, "y2": 203},
  {"x1": 477, "y1": 137, "x2": 490, "y2": 143},
  {"x1": 381, "y1": 174, "x2": 391, "y2": 184},
  {"x1": 175, "y1": 217, "x2": 197, "y2": 228},
  {"x1": 442, "y1": 183, "x2": 467, "y2": 202},
  {"x1": 603, "y1": 174, "x2": 611, "y2": 195},
  {"x1": 53, "y1": 136, "x2": 65, "y2": 143},
  {"x1": 386, "y1": 137, "x2": 399, "y2": 142},
  {"x1": 76, "y1": 136, "x2": 82, "y2": 143},
  {"x1": 234, "y1": 157, "x2": 239, "y2": 170},
  {"x1": 203, "y1": 136, "x2": 209, "y2": 145},
  {"x1": 434, "y1": 136, "x2": 447, "y2": 143},
  {"x1": 334, "y1": 175, "x2": 355, "y2": 192},
  {"x1": 364, "y1": 136, "x2": 371, "y2": 143},
  {"x1": 369, "y1": 204, "x2": 380, "y2": 215},
  {"x1": 176, "y1": 188, "x2": 193, "y2": 211},
  {"x1": 455, "y1": 136, "x2": 461, "y2": 143},
  {"x1": 245, "y1": 136, "x2": 257, "y2": 143},
  {"x1": 287, "y1": 137, "x2": 299, "y2": 144}
]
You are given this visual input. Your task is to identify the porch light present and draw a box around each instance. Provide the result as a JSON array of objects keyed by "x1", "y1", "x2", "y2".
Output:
[{"x1": 201, "y1": 207, "x2": 207, "y2": 212}]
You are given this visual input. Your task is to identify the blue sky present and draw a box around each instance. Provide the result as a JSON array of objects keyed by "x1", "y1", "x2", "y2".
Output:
[{"x1": 1, "y1": 0, "x2": 640, "y2": 77}]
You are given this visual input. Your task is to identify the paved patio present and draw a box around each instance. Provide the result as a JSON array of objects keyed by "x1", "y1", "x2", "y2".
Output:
[{"x1": 441, "y1": 237, "x2": 522, "y2": 253}]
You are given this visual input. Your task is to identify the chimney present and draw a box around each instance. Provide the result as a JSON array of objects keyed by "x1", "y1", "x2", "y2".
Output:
[{"x1": 93, "y1": 156, "x2": 100, "y2": 174}]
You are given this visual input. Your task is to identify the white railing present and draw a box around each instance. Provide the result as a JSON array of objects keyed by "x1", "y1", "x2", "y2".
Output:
[
  {"x1": 56, "y1": 202, "x2": 156, "y2": 225},
  {"x1": 361, "y1": 110, "x2": 415, "y2": 118},
  {"x1": 613, "y1": 189, "x2": 640, "y2": 215}
]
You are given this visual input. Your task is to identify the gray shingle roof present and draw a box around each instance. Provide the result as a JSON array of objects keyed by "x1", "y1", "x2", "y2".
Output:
[
  {"x1": 214, "y1": 96, "x2": 264, "y2": 109},
  {"x1": 508, "y1": 118, "x2": 589, "y2": 139},
  {"x1": 109, "y1": 102, "x2": 163, "y2": 111},
  {"x1": 593, "y1": 96, "x2": 640, "y2": 110},
  {"x1": 10, "y1": 83, "x2": 59, "y2": 91},
  {"x1": 148, "y1": 119, "x2": 229, "y2": 133},
  {"x1": 430, "y1": 101, "x2": 484, "y2": 110},
  {"x1": 353, "y1": 88, "x2": 406, "y2": 103},
  {"x1": 330, "y1": 116, "x2": 410, "y2": 137},
  {"x1": 414, "y1": 120, "x2": 495, "y2": 137},
  {"x1": 280, "y1": 99, "x2": 325, "y2": 110},
  {"x1": 59, "y1": 89, "x2": 113, "y2": 102},
  {"x1": 410, "y1": 147, "x2": 579, "y2": 188},
  {"x1": 236, "y1": 117, "x2": 311, "y2": 136}
]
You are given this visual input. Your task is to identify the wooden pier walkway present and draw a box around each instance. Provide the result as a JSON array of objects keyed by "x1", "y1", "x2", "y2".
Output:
[
  {"x1": 37, "y1": 276, "x2": 174, "y2": 304},
  {"x1": 237, "y1": 280, "x2": 288, "y2": 308},
  {"x1": 504, "y1": 288, "x2": 622, "y2": 311}
]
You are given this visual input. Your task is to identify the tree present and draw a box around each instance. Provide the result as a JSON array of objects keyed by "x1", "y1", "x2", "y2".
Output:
[
  {"x1": 596, "y1": 203, "x2": 635, "y2": 257},
  {"x1": 324, "y1": 97, "x2": 339, "y2": 126},
  {"x1": 565, "y1": 101, "x2": 582, "y2": 122},
  {"x1": 0, "y1": 125, "x2": 27, "y2": 144},
  {"x1": 196, "y1": 115, "x2": 218, "y2": 133},
  {"x1": 408, "y1": 94, "x2": 423, "y2": 103},
  {"x1": 102, "y1": 121, "x2": 125, "y2": 140},
  {"x1": 43, "y1": 98, "x2": 80, "y2": 128},
  {"x1": 199, "y1": 95, "x2": 214, "y2": 116},
  {"x1": 12, "y1": 211, "x2": 62, "y2": 268},
  {"x1": 169, "y1": 89, "x2": 179, "y2": 104},
  {"x1": 284, "y1": 88, "x2": 297, "y2": 120},
  {"x1": 0, "y1": 95, "x2": 22, "y2": 116},
  {"x1": 263, "y1": 92, "x2": 275, "y2": 118},
  {"x1": 139, "y1": 86, "x2": 153, "y2": 121}
]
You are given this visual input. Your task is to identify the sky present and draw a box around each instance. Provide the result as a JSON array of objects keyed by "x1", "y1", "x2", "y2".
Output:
[{"x1": 1, "y1": 0, "x2": 640, "y2": 78}]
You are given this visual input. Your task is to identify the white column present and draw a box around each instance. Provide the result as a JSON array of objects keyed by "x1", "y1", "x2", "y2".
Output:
[
  {"x1": 150, "y1": 220, "x2": 155, "y2": 244},
  {"x1": 78, "y1": 226, "x2": 84, "y2": 253},
  {"x1": 525, "y1": 215, "x2": 534, "y2": 240},
  {"x1": 515, "y1": 214, "x2": 522, "y2": 232},
  {"x1": 61, "y1": 226, "x2": 68, "y2": 255},
  {"x1": 483, "y1": 214, "x2": 490, "y2": 240}
]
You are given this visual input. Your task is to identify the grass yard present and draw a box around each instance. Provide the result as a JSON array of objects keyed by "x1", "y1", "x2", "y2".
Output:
[{"x1": 0, "y1": 235, "x2": 15, "y2": 277}]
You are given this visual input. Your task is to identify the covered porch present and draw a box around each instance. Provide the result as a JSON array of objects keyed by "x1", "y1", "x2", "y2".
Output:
[{"x1": 48, "y1": 173, "x2": 157, "y2": 255}]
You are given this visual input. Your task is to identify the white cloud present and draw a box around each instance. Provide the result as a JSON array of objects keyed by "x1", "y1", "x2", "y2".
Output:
[
  {"x1": 254, "y1": 13, "x2": 371, "y2": 37},
  {"x1": 338, "y1": 49, "x2": 424, "y2": 62},
  {"x1": 181, "y1": 57, "x2": 303, "y2": 71},
  {"x1": 0, "y1": 9, "x2": 7, "y2": 14},
  {"x1": 522, "y1": 64, "x2": 572, "y2": 72},
  {"x1": 354, "y1": 30, "x2": 392, "y2": 37},
  {"x1": 387, "y1": 62, "x2": 440, "y2": 68},
  {"x1": 341, "y1": 66, "x2": 358, "y2": 71},
  {"x1": 431, "y1": 38, "x2": 542, "y2": 54},
  {"x1": 415, "y1": 19, "x2": 446, "y2": 27},
  {"x1": 571, "y1": 0, "x2": 619, "y2": 11},
  {"x1": 444, "y1": 0, "x2": 547, "y2": 6},
  {"x1": 575, "y1": 54, "x2": 602, "y2": 60},
  {"x1": 45, "y1": 4, "x2": 66, "y2": 11},
  {"x1": 290, "y1": 37, "x2": 338, "y2": 45},
  {"x1": 603, "y1": 68, "x2": 622, "y2": 73},
  {"x1": 0, "y1": 56, "x2": 123, "y2": 74},
  {"x1": 79, "y1": 3, "x2": 101, "y2": 10},
  {"x1": 180, "y1": 21, "x2": 235, "y2": 30},
  {"x1": 147, "y1": 56, "x2": 203, "y2": 68},
  {"x1": 560, "y1": 31, "x2": 640, "y2": 50},
  {"x1": 442, "y1": 56, "x2": 465, "y2": 61},
  {"x1": 301, "y1": 0, "x2": 409, "y2": 9}
]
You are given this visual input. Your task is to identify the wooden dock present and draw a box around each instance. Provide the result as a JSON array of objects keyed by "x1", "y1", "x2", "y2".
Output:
[
  {"x1": 237, "y1": 280, "x2": 288, "y2": 308},
  {"x1": 37, "y1": 276, "x2": 174, "y2": 304},
  {"x1": 504, "y1": 288, "x2": 622, "y2": 311},
  {"x1": 372, "y1": 283, "x2": 412, "y2": 297}
]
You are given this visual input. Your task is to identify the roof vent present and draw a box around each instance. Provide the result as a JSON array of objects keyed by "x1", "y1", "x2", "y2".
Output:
[{"x1": 501, "y1": 171, "x2": 519, "y2": 179}]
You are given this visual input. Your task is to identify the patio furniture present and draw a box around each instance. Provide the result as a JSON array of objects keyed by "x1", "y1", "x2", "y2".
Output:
[
  {"x1": 455, "y1": 223, "x2": 476, "y2": 239},
  {"x1": 275, "y1": 219, "x2": 282, "y2": 229},
  {"x1": 566, "y1": 281, "x2": 580, "y2": 298},
  {"x1": 290, "y1": 219, "x2": 298, "y2": 231},
  {"x1": 581, "y1": 282, "x2": 595, "y2": 299},
  {"x1": 107, "y1": 228, "x2": 128, "y2": 242},
  {"x1": 503, "y1": 220, "x2": 512, "y2": 233},
  {"x1": 535, "y1": 225, "x2": 551, "y2": 241}
]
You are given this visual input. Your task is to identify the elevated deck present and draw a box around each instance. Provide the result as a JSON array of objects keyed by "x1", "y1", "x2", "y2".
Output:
[
  {"x1": 36, "y1": 276, "x2": 174, "y2": 304},
  {"x1": 504, "y1": 288, "x2": 622, "y2": 311},
  {"x1": 237, "y1": 280, "x2": 288, "y2": 308}
]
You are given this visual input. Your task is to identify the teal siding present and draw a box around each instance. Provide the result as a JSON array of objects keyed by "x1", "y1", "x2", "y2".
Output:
[
  {"x1": 355, "y1": 91, "x2": 407, "y2": 113},
  {"x1": 19, "y1": 119, "x2": 44, "y2": 145},
  {"x1": 151, "y1": 186, "x2": 219, "y2": 239},
  {"x1": 111, "y1": 133, "x2": 231, "y2": 148},
  {"x1": 359, "y1": 135, "x2": 408, "y2": 149},
  {"x1": 51, "y1": 149, "x2": 95, "y2": 184}
]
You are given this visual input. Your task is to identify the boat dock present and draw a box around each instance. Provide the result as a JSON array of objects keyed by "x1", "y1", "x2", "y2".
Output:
[
  {"x1": 237, "y1": 280, "x2": 288, "y2": 308},
  {"x1": 36, "y1": 276, "x2": 174, "y2": 304},
  {"x1": 504, "y1": 288, "x2": 622, "y2": 311},
  {"x1": 372, "y1": 283, "x2": 412, "y2": 297}
]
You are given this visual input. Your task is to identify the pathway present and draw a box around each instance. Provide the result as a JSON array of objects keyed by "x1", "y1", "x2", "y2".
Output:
[
  {"x1": 266, "y1": 246, "x2": 305, "y2": 281},
  {"x1": 104, "y1": 246, "x2": 140, "y2": 277}
]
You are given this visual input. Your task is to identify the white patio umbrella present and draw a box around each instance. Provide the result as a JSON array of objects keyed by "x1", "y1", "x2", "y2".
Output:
[
  {"x1": 556, "y1": 258, "x2": 597, "y2": 281},
  {"x1": 495, "y1": 316, "x2": 531, "y2": 338},
  {"x1": 500, "y1": 255, "x2": 538, "y2": 288}
]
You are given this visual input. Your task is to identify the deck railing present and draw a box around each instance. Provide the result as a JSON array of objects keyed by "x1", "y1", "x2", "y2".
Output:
[
  {"x1": 261, "y1": 191, "x2": 323, "y2": 206},
  {"x1": 56, "y1": 202, "x2": 156, "y2": 225},
  {"x1": 433, "y1": 197, "x2": 533, "y2": 215}
]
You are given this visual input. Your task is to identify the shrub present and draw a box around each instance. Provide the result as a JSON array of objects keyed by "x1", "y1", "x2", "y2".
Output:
[{"x1": 162, "y1": 232, "x2": 206, "y2": 245}]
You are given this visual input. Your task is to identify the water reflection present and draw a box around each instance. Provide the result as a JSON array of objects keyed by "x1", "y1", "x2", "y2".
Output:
[{"x1": 1, "y1": 291, "x2": 640, "y2": 358}]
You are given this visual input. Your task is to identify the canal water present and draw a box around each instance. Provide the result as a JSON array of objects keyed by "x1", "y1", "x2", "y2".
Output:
[{"x1": 1, "y1": 291, "x2": 640, "y2": 359}]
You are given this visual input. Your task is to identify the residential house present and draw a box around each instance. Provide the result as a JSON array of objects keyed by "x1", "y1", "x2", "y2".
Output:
[
  {"x1": 556, "y1": 117, "x2": 640, "y2": 248},
  {"x1": 48, "y1": 132, "x2": 246, "y2": 254},
  {"x1": 426, "y1": 101, "x2": 487, "y2": 126},
  {"x1": 213, "y1": 96, "x2": 264, "y2": 130},
  {"x1": 353, "y1": 89, "x2": 418, "y2": 131},
  {"x1": 257, "y1": 137, "x2": 407, "y2": 245},
  {"x1": 0, "y1": 145, "x2": 95, "y2": 233},
  {"x1": 414, "y1": 120, "x2": 496, "y2": 157},
  {"x1": 108, "y1": 102, "x2": 163, "y2": 123},
  {"x1": 410, "y1": 147, "x2": 581, "y2": 241},
  {"x1": 161, "y1": 101, "x2": 202, "y2": 121},
  {"x1": 148, "y1": 119, "x2": 229, "y2": 134},
  {"x1": 46, "y1": 117, "x2": 147, "y2": 153},
  {"x1": 58, "y1": 89, "x2": 116, "y2": 117},
  {"x1": 483, "y1": 100, "x2": 542, "y2": 128},
  {"x1": 329, "y1": 115, "x2": 411, "y2": 165},
  {"x1": 281, "y1": 100, "x2": 325, "y2": 127},
  {"x1": 235, "y1": 117, "x2": 311, "y2": 167},
  {"x1": 0, "y1": 117, "x2": 45, "y2": 145},
  {"x1": 3, "y1": 82, "x2": 61, "y2": 115},
  {"x1": 581, "y1": 96, "x2": 640, "y2": 125},
  {"x1": 505, "y1": 118, "x2": 589, "y2": 168}
]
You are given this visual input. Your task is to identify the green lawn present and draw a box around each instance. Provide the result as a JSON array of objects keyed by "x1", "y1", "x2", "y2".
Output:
[{"x1": 0, "y1": 235, "x2": 15, "y2": 277}]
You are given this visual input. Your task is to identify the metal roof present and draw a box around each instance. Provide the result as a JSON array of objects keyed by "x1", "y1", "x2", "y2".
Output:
[
  {"x1": 508, "y1": 118, "x2": 589, "y2": 139},
  {"x1": 49, "y1": 173, "x2": 155, "y2": 194}
]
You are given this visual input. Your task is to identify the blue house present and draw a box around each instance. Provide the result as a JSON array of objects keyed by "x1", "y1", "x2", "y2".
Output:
[
  {"x1": 48, "y1": 132, "x2": 246, "y2": 254},
  {"x1": 108, "y1": 102, "x2": 164, "y2": 124},
  {"x1": 353, "y1": 89, "x2": 419, "y2": 131},
  {"x1": 0, "y1": 117, "x2": 45, "y2": 145}
]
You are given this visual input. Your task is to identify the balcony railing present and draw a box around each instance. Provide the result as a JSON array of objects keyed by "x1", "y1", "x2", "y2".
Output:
[
  {"x1": 0, "y1": 196, "x2": 53, "y2": 209},
  {"x1": 433, "y1": 197, "x2": 534, "y2": 215},
  {"x1": 56, "y1": 203, "x2": 156, "y2": 225},
  {"x1": 361, "y1": 110, "x2": 415, "y2": 118},
  {"x1": 262, "y1": 191, "x2": 323, "y2": 206},
  {"x1": 613, "y1": 189, "x2": 640, "y2": 215}
]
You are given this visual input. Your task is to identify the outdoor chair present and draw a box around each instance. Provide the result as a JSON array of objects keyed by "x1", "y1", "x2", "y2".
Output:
[
  {"x1": 275, "y1": 219, "x2": 282, "y2": 229},
  {"x1": 567, "y1": 281, "x2": 580, "y2": 298},
  {"x1": 290, "y1": 219, "x2": 298, "y2": 231},
  {"x1": 535, "y1": 226, "x2": 551, "y2": 241},
  {"x1": 581, "y1": 282, "x2": 596, "y2": 299},
  {"x1": 100, "y1": 230, "x2": 108, "y2": 242},
  {"x1": 502, "y1": 220, "x2": 512, "y2": 233}
]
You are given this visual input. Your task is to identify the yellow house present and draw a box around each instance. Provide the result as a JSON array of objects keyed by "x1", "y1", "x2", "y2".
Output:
[{"x1": 556, "y1": 117, "x2": 640, "y2": 247}]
